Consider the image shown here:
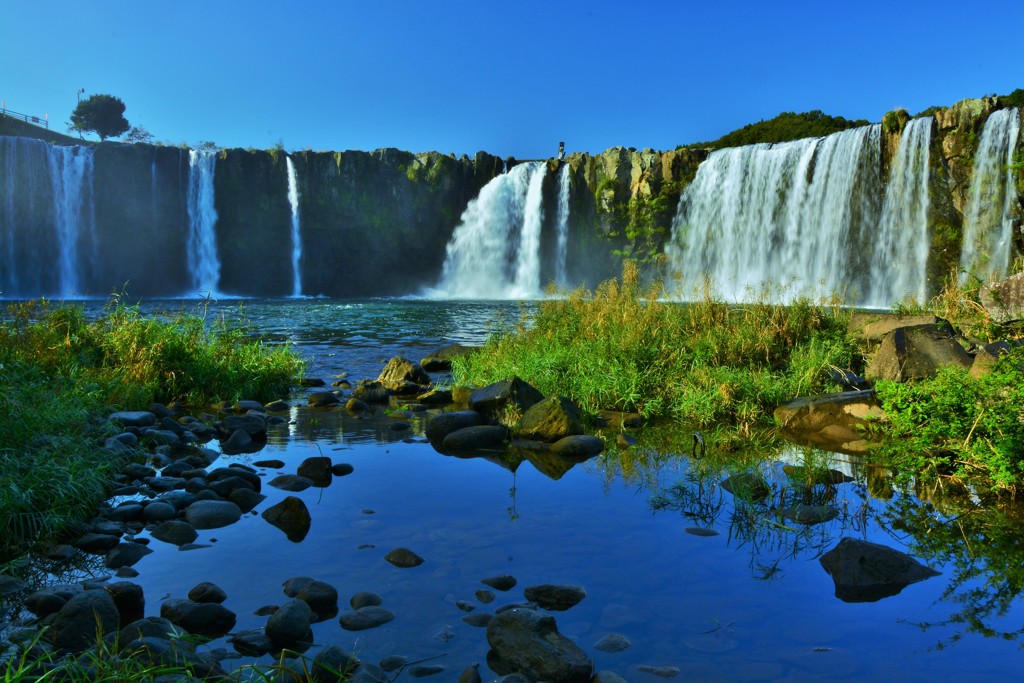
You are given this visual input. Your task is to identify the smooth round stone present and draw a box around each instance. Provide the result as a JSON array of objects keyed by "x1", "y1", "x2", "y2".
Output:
[
  {"x1": 462, "y1": 612, "x2": 492, "y2": 628},
  {"x1": 350, "y1": 591, "x2": 383, "y2": 609},
  {"x1": 339, "y1": 606, "x2": 395, "y2": 631},
  {"x1": 481, "y1": 575, "x2": 517, "y2": 591},
  {"x1": 475, "y1": 589, "x2": 496, "y2": 604},
  {"x1": 385, "y1": 548, "x2": 424, "y2": 568},
  {"x1": 594, "y1": 633, "x2": 632, "y2": 653}
]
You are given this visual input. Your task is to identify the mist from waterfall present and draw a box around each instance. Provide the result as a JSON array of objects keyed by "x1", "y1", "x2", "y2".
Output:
[
  {"x1": 286, "y1": 156, "x2": 303, "y2": 297},
  {"x1": 186, "y1": 150, "x2": 221, "y2": 296},
  {"x1": 959, "y1": 107, "x2": 1021, "y2": 284},
  {"x1": 435, "y1": 161, "x2": 547, "y2": 299},
  {"x1": 555, "y1": 163, "x2": 571, "y2": 287}
]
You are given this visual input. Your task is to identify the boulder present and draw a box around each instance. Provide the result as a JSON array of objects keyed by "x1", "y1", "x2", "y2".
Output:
[
  {"x1": 523, "y1": 584, "x2": 586, "y2": 611},
  {"x1": 485, "y1": 608, "x2": 592, "y2": 683},
  {"x1": 313, "y1": 644, "x2": 361, "y2": 682},
  {"x1": 105, "y1": 581, "x2": 145, "y2": 625},
  {"x1": 385, "y1": 547, "x2": 425, "y2": 568},
  {"x1": 150, "y1": 520, "x2": 199, "y2": 546},
  {"x1": 283, "y1": 577, "x2": 339, "y2": 616},
  {"x1": 184, "y1": 500, "x2": 242, "y2": 530},
  {"x1": 353, "y1": 380, "x2": 390, "y2": 403},
  {"x1": 420, "y1": 344, "x2": 476, "y2": 371},
  {"x1": 425, "y1": 410, "x2": 483, "y2": 442},
  {"x1": 515, "y1": 396, "x2": 583, "y2": 442},
  {"x1": 309, "y1": 390, "x2": 342, "y2": 407},
  {"x1": 188, "y1": 582, "x2": 227, "y2": 604},
  {"x1": 470, "y1": 377, "x2": 544, "y2": 427},
  {"x1": 443, "y1": 425, "x2": 509, "y2": 450},
  {"x1": 262, "y1": 496, "x2": 312, "y2": 542},
  {"x1": 220, "y1": 428, "x2": 256, "y2": 455},
  {"x1": 161, "y1": 599, "x2": 236, "y2": 638},
  {"x1": 980, "y1": 272, "x2": 1024, "y2": 323},
  {"x1": 548, "y1": 435, "x2": 604, "y2": 457},
  {"x1": 774, "y1": 390, "x2": 885, "y2": 454},
  {"x1": 108, "y1": 411, "x2": 157, "y2": 428},
  {"x1": 52, "y1": 589, "x2": 121, "y2": 652},
  {"x1": 297, "y1": 456, "x2": 334, "y2": 486},
  {"x1": 220, "y1": 413, "x2": 268, "y2": 438},
  {"x1": 339, "y1": 606, "x2": 396, "y2": 631},
  {"x1": 269, "y1": 474, "x2": 314, "y2": 492},
  {"x1": 377, "y1": 356, "x2": 431, "y2": 391},
  {"x1": 229, "y1": 487, "x2": 267, "y2": 513},
  {"x1": 819, "y1": 537, "x2": 940, "y2": 602},
  {"x1": 865, "y1": 324, "x2": 971, "y2": 382},
  {"x1": 266, "y1": 598, "x2": 314, "y2": 648}
]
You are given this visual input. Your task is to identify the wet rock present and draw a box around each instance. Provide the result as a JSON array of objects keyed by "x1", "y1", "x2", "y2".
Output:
[
  {"x1": 208, "y1": 476, "x2": 254, "y2": 498},
  {"x1": 313, "y1": 644, "x2": 361, "y2": 682},
  {"x1": 283, "y1": 577, "x2": 339, "y2": 615},
  {"x1": 346, "y1": 398, "x2": 370, "y2": 412},
  {"x1": 233, "y1": 399, "x2": 265, "y2": 412},
  {"x1": 105, "y1": 542, "x2": 153, "y2": 569},
  {"x1": 443, "y1": 424, "x2": 509, "y2": 450},
  {"x1": 106, "y1": 503, "x2": 145, "y2": 523},
  {"x1": 637, "y1": 665, "x2": 681, "y2": 678},
  {"x1": 142, "y1": 501, "x2": 178, "y2": 522},
  {"x1": 210, "y1": 466, "x2": 262, "y2": 492},
  {"x1": 720, "y1": 472, "x2": 770, "y2": 502},
  {"x1": 425, "y1": 410, "x2": 483, "y2": 442},
  {"x1": 594, "y1": 633, "x2": 631, "y2": 653},
  {"x1": 184, "y1": 500, "x2": 242, "y2": 529},
  {"x1": 775, "y1": 390, "x2": 884, "y2": 454},
  {"x1": 309, "y1": 390, "x2": 342, "y2": 407},
  {"x1": 230, "y1": 629, "x2": 273, "y2": 657},
  {"x1": 409, "y1": 664, "x2": 445, "y2": 677},
  {"x1": 350, "y1": 662, "x2": 388, "y2": 683},
  {"x1": 385, "y1": 547, "x2": 424, "y2": 568},
  {"x1": 229, "y1": 487, "x2": 267, "y2": 513},
  {"x1": 299, "y1": 377, "x2": 327, "y2": 387},
  {"x1": 353, "y1": 380, "x2": 390, "y2": 403},
  {"x1": 515, "y1": 396, "x2": 583, "y2": 442},
  {"x1": 549, "y1": 434, "x2": 604, "y2": 457},
  {"x1": 485, "y1": 608, "x2": 592, "y2": 683},
  {"x1": 221, "y1": 413, "x2": 269, "y2": 438},
  {"x1": 24, "y1": 589, "x2": 69, "y2": 618},
  {"x1": 221, "y1": 428, "x2": 258, "y2": 455},
  {"x1": 416, "y1": 388, "x2": 453, "y2": 405},
  {"x1": 481, "y1": 575, "x2": 517, "y2": 591},
  {"x1": 380, "y1": 655, "x2": 408, "y2": 671},
  {"x1": 476, "y1": 589, "x2": 496, "y2": 603},
  {"x1": 684, "y1": 527, "x2": 720, "y2": 537},
  {"x1": 593, "y1": 671, "x2": 629, "y2": 683},
  {"x1": 161, "y1": 598, "x2": 236, "y2": 638},
  {"x1": 109, "y1": 411, "x2": 157, "y2": 428},
  {"x1": 262, "y1": 496, "x2": 312, "y2": 542},
  {"x1": 188, "y1": 582, "x2": 227, "y2": 604},
  {"x1": 297, "y1": 456, "x2": 334, "y2": 486},
  {"x1": 456, "y1": 600, "x2": 475, "y2": 612},
  {"x1": 52, "y1": 589, "x2": 120, "y2": 652},
  {"x1": 150, "y1": 520, "x2": 199, "y2": 546},
  {"x1": 457, "y1": 663, "x2": 482, "y2": 683},
  {"x1": 332, "y1": 463, "x2": 355, "y2": 476},
  {"x1": 378, "y1": 356, "x2": 431, "y2": 391},
  {"x1": 339, "y1": 606, "x2": 396, "y2": 631},
  {"x1": 254, "y1": 459, "x2": 286, "y2": 469},
  {"x1": 470, "y1": 377, "x2": 544, "y2": 427},
  {"x1": 105, "y1": 581, "x2": 145, "y2": 625},
  {"x1": 820, "y1": 537, "x2": 941, "y2": 602},
  {"x1": 264, "y1": 400, "x2": 290, "y2": 412},
  {"x1": 779, "y1": 505, "x2": 840, "y2": 525},
  {"x1": 266, "y1": 599, "x2": 314, "y2": 648},
  {"x1": 463, "y1": 612, "x2": 493, "y2": 627},
  {"x1": 420, "y1": 344, "x2": 476, "y2": 372},
  {"x1": 349, "y1": 591, "x2": 383, "y2": 609},
  {"x1": 524, "y1": 584, "x2": 586, "y2": 611},
  {"x1": 73, "y1": 532, "x2": 121, "y2": 554},
  {"x1": 865, "y1": 323, "x2": 972, "y2": 382},
  {"x1": 118, "y1": 616, "x2": 183, "y2": 643},
  {"x1": 269, "y1": 474, "x2": 314, "y2": 492}
]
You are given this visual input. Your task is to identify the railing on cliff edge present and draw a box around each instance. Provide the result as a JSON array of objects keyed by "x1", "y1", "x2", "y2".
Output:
[{"x1": 1, "y1": 107, "x2": 50, "y2": 130}]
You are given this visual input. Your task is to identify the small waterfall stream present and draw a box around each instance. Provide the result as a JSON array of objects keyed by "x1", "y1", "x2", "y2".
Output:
[
  {"x1": 50, "y1": 145, "x2": 95, "y2": 298},
  {"x1": 186, "y1": 150, "x2": 221, "y2": 296},
  {"x1": 959, "y1": 107, "x2": 1021, "y2": 284},
  {"x1": 555, "y1": 164, "x2": 571, "y2": 287},
  {"x1": 436, "y1": 161, "x2": 547, "y2": 298},
  {"x1": 286, "y1": 156, "x2": 303, "y2": 297}
]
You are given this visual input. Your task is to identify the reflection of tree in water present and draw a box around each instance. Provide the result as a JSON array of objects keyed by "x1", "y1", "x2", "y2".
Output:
[
  {"x1": 878, "y1": 486, "x2": 1024, "y2": 645},
  {"x1": 0, "y1": 551, "x2": 109, "y2": 632}
]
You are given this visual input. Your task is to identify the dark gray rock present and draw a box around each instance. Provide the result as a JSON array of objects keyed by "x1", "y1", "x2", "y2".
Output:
[
  {"x1": 142, "y1": 501, "x2": 178, "y2": 523},
  {"x1": 105, "y1": 542, "x2": 153, "y2": 569},
  {"x1": 485, "y1": 608, "x2": 591, "y2": 683},
  {"x1": 220, "y1": 428, "x2": 256, "y2": 455},
  {"x1": 332, "y1": 463, "x2": 355, "y2": 476},
  {"x1": 476, "y1": 588, "x2": 496, "y2": 603},
  {"x1": 106, "y1": 503, "x2": 145, "y2": 523},
  {"x1": 470, "y1": 377, "x2": 544, "y2": 427},
  {"x1": 313, "y1": 644, "x2": 361, "y2": 682},
  {"x1": 73, "y1": 532, "x2": 121, "y2": 554},
  {"x1": 594, "y1": 633, "x2": 631, "y2": 653},
  {"x1": 24, "y1": 589, "x2": 69, "y2": 618},
  {"x1": 309, "y1": 389, "x2": 342, "y2": 407},
  {"x1": 425, "y1": 410, "x2": 483, "y2": 442},
  {"x1": 269, "y1": 474, "x2": 314, "y2": 492},
  {"x1": 349, "y1": 591, "x2": 383, "y2": 609},
  {"x1": 720, "y1": 472, "x2": 770, "y2": 502},
  {"x1": 229, "y1": 487, "x2": 267, "y2": 513},
  {"x1": 160, "y1": 598, "x2": 236, "y2": 638},
  {"x1": 820, "y1": 537, "x2": 940, "y2": 602},
  {"x1": 420, "y1": 344, "x2": 476, "y2": 372},
  {"x1": 409, "y1": 664, "x2": 445, "y2": 678},
  {"x1": 188, "y1": 581, "x2": 227, "y2": 604},
  {"x1": 118, "y1": 616, "x2": 183, "y2": 643},
  {"x1": 462, "y1": 612, "x2": 493, "y2": 627},
  {"x1": 220, "y1": 413, "x2": 268, "y2": 438},
  {"x1": 184, "y1": 500, "x2": 242, "y2": 529},
  {"x1": 297, "y1": 456, "x2": 334, "y2": 486},
  {"x1": 481, "y1": 575, "x2": 517, "y2": 591},
  {"x1": 150, "y1": 520, "x2": 199, "y2": 546},
  {"x1": 524, "y1": 584, "x2": 586, "y2": 611},
  {"x1": 109, "y1": 411, "x2": 157, "y2": 428},
  {"x1": 105, "y1": 581, "x2": 145, "y2": 625},
  {"x1": 262, "y1": 496, "x2": 311, "y2": 542},
  {"x1": 385, "y1": 547, "x2": 424, "y2": 568},
  {"x1": 283, "y1": 577, "x2": 339, "y2": 615},
  {"x1": 549, "y1": 435, "x2": 604, "y2": 457},
  {"x1": 339, "y1": 606, "x2": 395, "y2": 631},
  {"x1": 52, "y1": 589, "x2": 120, "y2": 652},
  {"x1": 229, "y1": 629, "x2": 273, "y2": 657},
  {"x1": 443, "y1": 425, "x2": 508, "y2": 450},
  {"x1": 266, "y1": 599, "x2": 313, "y2": 648}
]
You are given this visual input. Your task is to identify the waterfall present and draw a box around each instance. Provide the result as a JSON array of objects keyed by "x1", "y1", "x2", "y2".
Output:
[
  {"x1": 959, "y1": 108, "x2": 1021, "y2": 284},
  {"x1": 554, "y1": 164, "x2": 571, "y2": 287},
  {"x1": 871, "y1": 117, "x2": 932, "y2": 306},
  {"x1": 49, "y1": 146, "x2": 95, "y2": 298},
  {"x1": 436, "y1": 161, "x2": 548, "y2": 299},
  {"x1": 666, "y1": 124, "x2": 883, "y2": 303},
  {"x1": 186, "y1": 150, "x2": 221, "y2": 295},
  {"x1": 286, "y1": 156, "x2": 303, "y2": 297}
]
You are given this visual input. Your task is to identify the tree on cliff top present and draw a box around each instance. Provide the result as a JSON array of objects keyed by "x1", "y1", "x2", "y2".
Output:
[{"x1": 70, "y1": 94, "x2": 130, "y2": 141}]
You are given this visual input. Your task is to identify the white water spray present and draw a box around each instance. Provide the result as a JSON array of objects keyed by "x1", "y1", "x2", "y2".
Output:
[
  {"x1": 286, "y1": 156, "x2": 303, "y2": 297},
  {"x1": 436, "y1": 161, "x2": 548, "y2": 299},
  {"x1": 959, "y1": 108, "x2": 1021, "y2": 284},
  {"x1": 554, "y1": 164, "x2": 571, "y2": 287},
  {"x1": 187, "y1": 150, "x2": 221, "y2": 295}
]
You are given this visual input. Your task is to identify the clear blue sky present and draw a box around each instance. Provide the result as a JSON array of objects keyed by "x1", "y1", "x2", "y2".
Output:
[{"x1": 2, "y1": 0, "x2": 1021, "y2": 158}]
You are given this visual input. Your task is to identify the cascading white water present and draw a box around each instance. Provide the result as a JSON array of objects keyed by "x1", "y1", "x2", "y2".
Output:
[
  {"x1": 49, "y1": 145, "x2": 95, "y2": 297},
  {"x1": 959, "y1": 107, "x2": 1021, "y2": 284},
  {"x1": 187, "y1": 150, "x2": 221, "y2": 295},
  {"x1": 871, "y1": 117, "x2": 933, "y2": 306},
  {"x1": 554, "y1": 163, "x2": 571, "y2": 287},
  {"x1": 436, "y1": 161, "x2": 547, "y2": 299},
  {"x1": 666, "y1": 124, "x2": 883, "y2": 303},
  {"x1": 286, "y1": 156, "x2": 303, "y2": 297}
]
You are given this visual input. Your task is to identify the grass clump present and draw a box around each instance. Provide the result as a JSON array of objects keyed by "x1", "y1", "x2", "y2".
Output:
[
  {"x1": 453, "y1": 263, "x2": 856, "y2": 431},
  {"x1": 0, "y1": 299, "x2": 303, "y2": 558}
]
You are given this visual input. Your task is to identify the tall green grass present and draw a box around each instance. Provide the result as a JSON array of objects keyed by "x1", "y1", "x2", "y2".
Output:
[
  {"x1": 454, "y1": 263, "x2": 856, "y2": 430},
  {"x1": 0, "y1": 299, "x2": 304, "y2": 558}
]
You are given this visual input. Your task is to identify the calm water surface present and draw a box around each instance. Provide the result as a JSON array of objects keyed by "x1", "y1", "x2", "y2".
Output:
[{"x1": 70, "y1": 298, "x2": 1024, "y2": 680}]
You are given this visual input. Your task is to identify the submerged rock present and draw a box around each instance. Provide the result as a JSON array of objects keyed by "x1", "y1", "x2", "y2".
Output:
[
  {"x1": 339, "y1": 605, "x2": 396, "y2": 631},
  {"x1": 524, "y1": 584, "x2": 586, "y2": 611},
  {"x1": 820, "y1": 537, "x2": 940, "y2": 602},
  {"x1": 720, "y1": 472, "x2": 770, "y2": 502},
  {"x1": 485, "y1": 608, "x2": 592, "y2": 683},
  {"x1": 160, "y1": 598, "x2": 237, "y2": 638},
  {"x1": 481, "y1": 575, "x2": 517, "y2": 591},
  {"x1": 385, "y1": 547, "x2": 424, "y2": 568}
]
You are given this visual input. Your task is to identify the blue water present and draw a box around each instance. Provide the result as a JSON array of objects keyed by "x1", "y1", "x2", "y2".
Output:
[{"x1": 63, "y1": 299, "x2": 1024, "y2": 680}]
